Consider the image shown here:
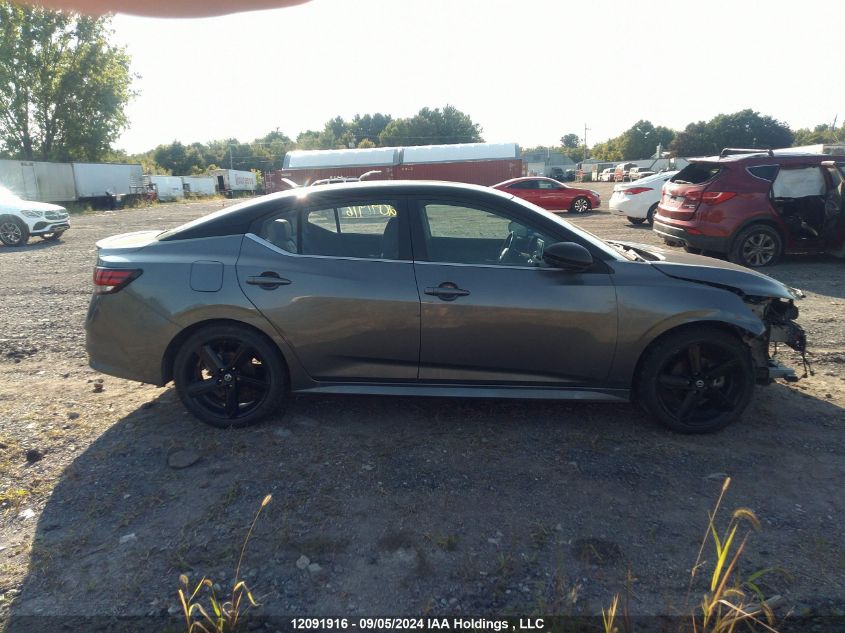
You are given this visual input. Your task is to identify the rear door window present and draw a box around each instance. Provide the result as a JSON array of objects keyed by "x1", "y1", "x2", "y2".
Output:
[
  {"x1": 772, "y1": 167, "x2": 826, "y2": 198},
  {"x1": 300, "y1": 201, "x2": 403, "y2": 260},
  {"x1": 672, "y1": 163, "x2": 722, "y2": 185}
]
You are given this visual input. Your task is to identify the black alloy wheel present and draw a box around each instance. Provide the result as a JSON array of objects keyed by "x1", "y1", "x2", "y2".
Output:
[
  {"x1": 174, "y1": 324, "x2": 286, "y2": 428},
  {"x1": 638, "y1": 328, "x2": 754, "y2": 433}
]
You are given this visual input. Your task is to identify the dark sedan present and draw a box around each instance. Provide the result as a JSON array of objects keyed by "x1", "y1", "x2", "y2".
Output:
[
  {"x1": 493, "y1": 177, "x2": 601, "y2": 213},
  {"x1": 86, "y1": 181, "x2": 807, "y2": 433}
]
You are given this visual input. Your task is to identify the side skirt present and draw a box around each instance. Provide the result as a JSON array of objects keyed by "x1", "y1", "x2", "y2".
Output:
[{"x1": 293, "y1": 382, "x2": 630, "y2": 402}]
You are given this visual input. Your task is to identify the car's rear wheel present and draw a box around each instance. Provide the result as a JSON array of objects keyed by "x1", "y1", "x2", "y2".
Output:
[
  {"x1": 173, "y1": 324, "x2": 286, "y2": 428},
  {"x1": 637, "y1": 327, "x2": 754, "y2": 433},
  {"x1": 0, "y1": 218, "x2": 29, "y2": 246},
  {"x1": 570, "y1": 197, "x2": 591, "y2": 213},
  {"x1": 627, "y1": 216, "x2": 646, "y2": 225},
  {"x1": 729, "y1": 224, "x2": 782, "y2": 267}
]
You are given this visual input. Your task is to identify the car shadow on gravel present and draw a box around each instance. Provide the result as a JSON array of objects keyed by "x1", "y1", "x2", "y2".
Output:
[
  {"x1": 0, "y1": 239, "x2": 65, "y2": 254},
  {"x1": 7, "y1": 382, "x2": 845, "y2": 630}
]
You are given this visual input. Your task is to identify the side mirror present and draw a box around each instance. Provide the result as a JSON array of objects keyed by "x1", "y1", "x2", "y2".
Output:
[{"x1": 543, "y1": 242, "x2": 594, "y2": 271}]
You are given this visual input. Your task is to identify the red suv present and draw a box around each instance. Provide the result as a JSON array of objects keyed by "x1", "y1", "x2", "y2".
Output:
[{"x1": 653, "y1": 149, "x2": 845, "y2": 267}]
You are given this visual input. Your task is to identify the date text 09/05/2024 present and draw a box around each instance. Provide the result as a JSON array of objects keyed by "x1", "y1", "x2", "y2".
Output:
[{"x1": 290, "y1": 618, "x2": 546, "y2": 631}]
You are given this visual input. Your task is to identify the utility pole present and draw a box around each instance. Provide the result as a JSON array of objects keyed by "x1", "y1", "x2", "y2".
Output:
[
  {"x1": 583, "y1": 123, "x2": 590, "y2": 162},
  {"x1": 229, "y1": 145, "x2": 234, "y2": 170}
]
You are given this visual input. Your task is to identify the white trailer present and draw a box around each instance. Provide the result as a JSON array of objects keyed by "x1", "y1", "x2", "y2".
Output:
[
  {"x1": 149, "y1": 175, "x2": 185, "y2": 202},
  {"x1": 72, "y1": 162, "x2": 143, "y2": 199},
  {"x1": 181, "y1": 175, "x2": 216, "y2": 197},
  {"x1": 210, "y1": 169, "x2": 257, "y2": 195},
  {"x1": 0, "y1": 159, "x2": 76, "y2": 202}
]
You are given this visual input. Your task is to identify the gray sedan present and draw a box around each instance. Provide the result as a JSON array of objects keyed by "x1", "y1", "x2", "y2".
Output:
[{"x1": 85, "y1": 181, "x2": 807, "y2": 433}]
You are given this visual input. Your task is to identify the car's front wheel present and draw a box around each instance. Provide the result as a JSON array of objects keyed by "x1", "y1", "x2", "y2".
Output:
[
  {"x1": 570, "y1": 197, "x2": 591, "y2": 213},
  {"x1": 637, "y1": 327, "x2": 755, "y2": 433},
  {"x1": 0, "y1": 218, "x2": 29, "y2": 246},
  {"x1": 729, "y1": 224, "x2": 782, "y2": 267},
  {"x1": 173, "y1": 324, "x2": 287, "y2": 428}
]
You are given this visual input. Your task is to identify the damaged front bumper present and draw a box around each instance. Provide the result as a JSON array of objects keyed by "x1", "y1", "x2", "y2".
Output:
[{"x1": 746, "y1": 296, "x2": 808, "y2": 384}]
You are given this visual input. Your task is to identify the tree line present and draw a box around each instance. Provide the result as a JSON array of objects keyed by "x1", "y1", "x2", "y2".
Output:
[{"x1": 550, "y1": 110, "x2": 843, "y2": 164}]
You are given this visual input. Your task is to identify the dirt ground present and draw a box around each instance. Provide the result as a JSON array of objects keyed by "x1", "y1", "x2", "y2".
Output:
[{"x1": 1, "y1": 186, "x2": 844, "y2": 631}]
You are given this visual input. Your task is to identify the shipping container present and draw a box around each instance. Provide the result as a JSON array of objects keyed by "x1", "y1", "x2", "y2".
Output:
[
  {"x1": 278, "y1": 143, "x2": 521, "y2": 187},
  {"x1": 262, "y1": 172, "x2": 300, "y2": 194},
  {"x1": 0, "y1": 159, "x2": 76, "y2": 202},
  {"x1": 210, "y1": 169, "x2": 257, "y2": 195},
  {"x1": 149, "y1": 175, "x2": 185, "y2": 202},
  {"x1": 181, "y1": 176, "x2": 217, "y2": 197},
  {"x1": 72, "y1": 162, "x2": 144, "y2": 199}
]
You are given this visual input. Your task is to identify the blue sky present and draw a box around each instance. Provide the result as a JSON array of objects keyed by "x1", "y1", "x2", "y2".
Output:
[{"x1": 112, "y1": 0, "x2": 843, "y2": 154}]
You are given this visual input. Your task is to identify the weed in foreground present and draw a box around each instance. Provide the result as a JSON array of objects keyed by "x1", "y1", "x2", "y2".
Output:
[
  {"x1": 178, "y1": 494, "x2": 271, "y2": 633},
  {"x1": 602, "y1": 477, "x2": 782, "y2": 633}
]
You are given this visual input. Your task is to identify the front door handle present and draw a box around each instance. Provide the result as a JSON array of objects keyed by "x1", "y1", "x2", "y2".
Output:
[
  {"x1": 246, "y1": 272, "x2": 291, "y2": 290},
  {"x1": 424, "y1": 283, "x2": 470, "y2": 301}
]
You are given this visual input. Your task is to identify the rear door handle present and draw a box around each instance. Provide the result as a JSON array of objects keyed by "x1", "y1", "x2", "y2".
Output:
[
  {"x1": 424, "y1": 284, "x2": 470, "y2": 301},
  {"x1": 246, "y1": 272, "x2": 291, "y2": 289}
]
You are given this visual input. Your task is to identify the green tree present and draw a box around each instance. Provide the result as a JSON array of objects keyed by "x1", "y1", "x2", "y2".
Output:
[
  {"x1": 792, "y1": 122, "x2": 844, "y2": 146},
  {"x1": 669, "y1": 109, "x2": 793, "y2": 156},
  {"x1": 0, "y1": 2, "x2": 136, "y2": 161},
  {"x1": 379, "y1": 105, "x2": 483, "y2": 146},
  {"x1": 560, "y1": 133, "x2": 580, "y2": 148}
]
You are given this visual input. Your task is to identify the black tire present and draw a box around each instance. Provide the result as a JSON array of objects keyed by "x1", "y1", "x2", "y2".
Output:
[
  {"x1": 637, "y1": 327, "x2": 755, "y2": 433},
  {"x1": 627, "y1": 216, "x2": 647, "y2": 225},
  {"x1": 173, "y1": 324, "x2": 287, "y2": 428},
  {"x1": 0, "y1": 217, "x2": 29, "y2": 246},
  {"x1": 570, "y1": 197, "x2": 591, "y2": 213},
  {"x1": 646, "y1": 203, "x2": 657, "y2": 225},
  {"x1": 729, "y1": 224, "x2": 782, "y2": 268}
]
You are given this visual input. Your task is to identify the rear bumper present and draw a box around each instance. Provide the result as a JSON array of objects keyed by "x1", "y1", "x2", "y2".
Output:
[
  {"x1": 86, "y1": 291, "x2": 180, "y2": 386},
  {"x1": 653, "y1": 220, "x2": 729, "y2": 253}
]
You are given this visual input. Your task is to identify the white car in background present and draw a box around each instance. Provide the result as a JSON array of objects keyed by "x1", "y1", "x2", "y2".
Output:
[
  {"x1": 0, "y1": 186, "x2": 70, "y2": 246},
  {"x1": 609, "y1": 170, "x2": 677, "y2": 225}
]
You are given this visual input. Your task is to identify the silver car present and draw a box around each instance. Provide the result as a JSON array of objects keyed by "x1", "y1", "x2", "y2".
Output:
[{"x1": 85, "y1": 181, "x2": 807, "y2": 433}]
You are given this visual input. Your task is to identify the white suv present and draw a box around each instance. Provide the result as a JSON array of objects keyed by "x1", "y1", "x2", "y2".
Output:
[{"x1": 0, "y1": 186, "x2": 70, "y2": 246}]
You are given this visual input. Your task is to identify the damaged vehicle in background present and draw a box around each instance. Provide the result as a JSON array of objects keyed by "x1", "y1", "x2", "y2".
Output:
[
  {"x1": 86, "y1": 181, "x2": 807, "y2": 434},
  {"x1": 653, "y1": 149, "x2": 845, "y2": 267}
]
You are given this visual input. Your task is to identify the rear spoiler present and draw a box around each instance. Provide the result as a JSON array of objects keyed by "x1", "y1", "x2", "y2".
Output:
[{"x1": 720, "y1": 147, "x2": 774, "y2": 157}]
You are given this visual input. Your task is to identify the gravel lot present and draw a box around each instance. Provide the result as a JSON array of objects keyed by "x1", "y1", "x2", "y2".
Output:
[{"x1": 1, "y1": 186, "x2": 844, "y2": 629}]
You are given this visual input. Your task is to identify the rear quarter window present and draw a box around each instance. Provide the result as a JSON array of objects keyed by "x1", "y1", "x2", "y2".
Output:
[
  {"x1": 747, "y1": 165, "x2": 779, "y2": 181},
  {"x1": 672, "y1": 163, "x2": 723, "y2": 185}
]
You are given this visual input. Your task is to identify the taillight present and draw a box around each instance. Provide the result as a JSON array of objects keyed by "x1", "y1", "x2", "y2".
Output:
[
  {"x1": 93, "y1": 267, "x2": 142, "y2": 294},
  {"x1": 700, "y1": 191, "x2": 737, "y2": 205},
  {"x1": 625, "y1": 187, "x2": 652, "y2": 195}
]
